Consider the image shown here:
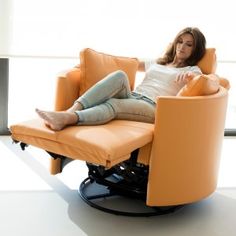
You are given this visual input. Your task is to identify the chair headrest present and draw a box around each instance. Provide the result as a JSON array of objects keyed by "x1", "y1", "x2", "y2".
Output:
[{"x1": 197, "y1": 48, "x2": 216, "y2": 74}]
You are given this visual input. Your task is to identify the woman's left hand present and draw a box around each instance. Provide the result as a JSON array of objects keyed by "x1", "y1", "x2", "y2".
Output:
[{"x1": 175, "y1": 71, "x2": 196, "y2": 85}]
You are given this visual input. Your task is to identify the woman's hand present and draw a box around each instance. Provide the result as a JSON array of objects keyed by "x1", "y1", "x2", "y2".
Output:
[{"x1": 175, "y1": 71, "x2": 196, "y2": 85}]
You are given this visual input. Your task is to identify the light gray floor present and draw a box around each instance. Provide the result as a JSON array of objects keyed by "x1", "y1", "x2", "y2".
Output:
[{"x1": 0, "y1": 135, "x2": 236, "y2": 236}]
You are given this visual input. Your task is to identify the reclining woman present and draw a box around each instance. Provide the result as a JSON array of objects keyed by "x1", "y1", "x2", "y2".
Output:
[{"x1": 36, "y1": 27, "x2": 206, "y2": 131}]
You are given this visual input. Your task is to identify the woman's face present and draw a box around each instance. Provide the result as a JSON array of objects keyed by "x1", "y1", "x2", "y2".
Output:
[{"x1": 175, "y1": 33, "x2": 194, "y2": 61}]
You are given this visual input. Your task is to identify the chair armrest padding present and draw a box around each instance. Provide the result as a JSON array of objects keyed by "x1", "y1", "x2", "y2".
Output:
[{"x1": 54, "y1": 66, "x2": 81, "y2": 111}]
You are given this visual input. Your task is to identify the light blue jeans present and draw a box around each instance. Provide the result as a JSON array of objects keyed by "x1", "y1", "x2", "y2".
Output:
[{"x1": 75, "y1": 70, "x2": 156, "y2": 125}]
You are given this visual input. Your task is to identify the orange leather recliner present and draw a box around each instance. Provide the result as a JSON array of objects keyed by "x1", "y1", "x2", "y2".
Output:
[{"x1": 10, "y1": 48, "x2": 229, "y2": 216}]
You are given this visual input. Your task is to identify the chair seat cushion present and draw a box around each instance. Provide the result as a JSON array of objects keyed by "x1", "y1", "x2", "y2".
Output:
[{"x1": 10, "y1": 119, "x2": 154, "y2": 167}]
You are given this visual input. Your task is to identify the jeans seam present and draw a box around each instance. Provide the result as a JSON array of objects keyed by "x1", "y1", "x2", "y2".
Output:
[{"x1": 116, "y1": 111, "x2": 154, "y2": 119}]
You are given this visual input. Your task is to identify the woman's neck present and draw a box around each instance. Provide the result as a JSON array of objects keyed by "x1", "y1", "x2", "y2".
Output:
[{"x1": 168, "y1": 58, "x2": 187, "y2": 68}]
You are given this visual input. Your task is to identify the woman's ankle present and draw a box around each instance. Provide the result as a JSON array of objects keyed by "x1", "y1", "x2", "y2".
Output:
[
  {"x1": 67, "y1": 112, "x2": 79, "y2": 125},
  {"x1": 67, "y1": 101, "x2": 83, "y2": 113}
]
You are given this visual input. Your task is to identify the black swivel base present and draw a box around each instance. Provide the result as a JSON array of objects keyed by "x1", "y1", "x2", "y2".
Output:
[{"x1": 79, "y1": 162, "x2": 185, "y2": 217}]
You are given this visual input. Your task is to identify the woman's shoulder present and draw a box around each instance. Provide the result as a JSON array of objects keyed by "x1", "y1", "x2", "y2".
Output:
[
  {"x1": 183, "y1": 65, "x2": 202, "y2": 73},
  {"x1": 144, "y1": 59, "x2": 160, "y2": 70},
  {"x1": 189, "y1": 65, "x2": 202, "y2": 73}
]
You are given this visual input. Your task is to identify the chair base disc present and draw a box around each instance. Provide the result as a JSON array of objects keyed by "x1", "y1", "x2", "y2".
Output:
[{"x1": 79, "y1": 177, "x2": 184, "y2": 217}]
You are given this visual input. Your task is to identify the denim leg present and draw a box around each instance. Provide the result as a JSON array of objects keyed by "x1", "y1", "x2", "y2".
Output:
[
  {"x1": 107, "y1": 98, "x2": 155, "y2": 123},
  {"x1": 75, "y1": 103, "x2": 116, "y2": 125},
  {"x1": 76, "y1": 70, "x2": 132, "y2": 109},
  {"x1": 75, "y1": 97, "x2": 155, "y2": 125}
]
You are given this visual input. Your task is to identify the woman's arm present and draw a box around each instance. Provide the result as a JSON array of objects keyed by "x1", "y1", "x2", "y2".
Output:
[
  {"x1": 175, "y1": 71, "x2": 197, "y2": 85},
  {"x1": 175, "y1": 65, "x2": 203, "y2": 85},
  {"x1": 137, "y1": 60, "x2": 145, "y2": 72}
]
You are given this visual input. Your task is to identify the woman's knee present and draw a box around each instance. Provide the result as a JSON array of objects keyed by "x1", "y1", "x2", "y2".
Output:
[
  {"x1": 110, "y1": 70, "x2": 129, "y2": 82},
  {"x1": 116, "y1": 70, "x2": 128, "y2": 77}
]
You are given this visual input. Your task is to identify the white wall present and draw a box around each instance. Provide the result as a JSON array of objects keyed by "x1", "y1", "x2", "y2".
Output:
[{"x1": 8, "y1": 0, "x2": 236, "y2": 60}]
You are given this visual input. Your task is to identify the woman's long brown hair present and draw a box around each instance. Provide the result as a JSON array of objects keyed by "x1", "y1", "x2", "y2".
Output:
[{"x1": 157, "y1": 27, "x2": 206, "y2": 67}]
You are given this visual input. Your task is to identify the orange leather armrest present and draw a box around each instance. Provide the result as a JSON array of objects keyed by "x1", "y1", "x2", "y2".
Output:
[
  {"x1": 219, "y1": 77, "x2": 230, "y2": 90},
  {"x1": 54, "y1": 65, "x2": 81, "y2": 111},
  {"x1": 147, "y1": 88, "x2": 228, "y2": 206}
]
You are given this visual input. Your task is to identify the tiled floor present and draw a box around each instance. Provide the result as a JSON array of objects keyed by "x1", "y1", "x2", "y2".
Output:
[{"x1": 0, "y1": 135, "x2": 236, "y2": 236}]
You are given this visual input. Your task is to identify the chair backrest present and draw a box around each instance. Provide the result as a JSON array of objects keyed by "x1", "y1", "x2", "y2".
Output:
[{"x1": 197, "y1": 48, "x2": 217, "y2": 74}]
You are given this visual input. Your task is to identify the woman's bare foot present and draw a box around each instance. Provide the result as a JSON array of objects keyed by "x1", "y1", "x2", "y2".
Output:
[{"x1": 35, "y1": 108, "x2": 79, "y2": 131}]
